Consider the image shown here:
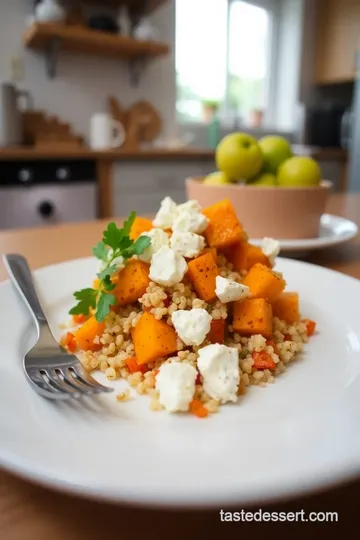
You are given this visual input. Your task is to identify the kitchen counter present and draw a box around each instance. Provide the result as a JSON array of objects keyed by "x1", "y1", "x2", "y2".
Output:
[{"x1": 0, "y1": 146, "x2": 349, "y2": 218}]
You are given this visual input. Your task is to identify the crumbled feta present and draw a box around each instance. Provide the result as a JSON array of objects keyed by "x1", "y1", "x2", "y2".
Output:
[
  {"x1": 176, "y1": 200, "x2": 202, "y2": 215},
  {"x1": 138, "y1": 228, "x2": 169, "y2": 263},
  {"x1": 97, "y1": 248, "x2": 125, "y2": 274},
  {"x1": 215, "y1": 276, "x2": 250, "y2": 303},
  {"x1": 170, "y1": 231, "x2": 205, "y2": 258},
  {"x1": 149, "y1": 246, "x2": 187, "y2": 286},
  {"x1": 153, "y1": 196, "x2": 177, "y2": 229},
  {"x1": 172, "y1": 308, "x2": 212, "y2": 346},
  {"x1": 172, "y1": 210, "x2": 209, "y2": 234},
  {"x1": 156, "y1": 362, "x2": 197, "y2": 412},
  {"x1": 197, "y1": 344, "x2": 240, "y2": 404},
  {"x1": 261, "y1": 237, "x2": 280, "y2": 266}
]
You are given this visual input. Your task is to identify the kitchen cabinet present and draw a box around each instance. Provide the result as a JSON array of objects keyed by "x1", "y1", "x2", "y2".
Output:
[
  {"x1": 113, "y1": 162, "x2": 213, "y2": 216},
  {"x1": 315, "y1": 0, "x2": 360, "y2": 84}
]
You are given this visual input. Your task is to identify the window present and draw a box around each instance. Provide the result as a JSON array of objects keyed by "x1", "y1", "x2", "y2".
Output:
[{"x1": 176, "y1": 0, "x2": 276, "y2": 126}]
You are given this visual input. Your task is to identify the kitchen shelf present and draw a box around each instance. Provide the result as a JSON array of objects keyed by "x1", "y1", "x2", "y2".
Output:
[
  {"x1": 23, "y1": 22, "x2": 169, "y2": 83},
  {"x1": 81, "y1": 0, "x2": 167, "y2": 13}
]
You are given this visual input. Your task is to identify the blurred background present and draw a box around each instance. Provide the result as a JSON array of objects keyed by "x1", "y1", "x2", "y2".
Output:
[{"x1": 0, "y1": 0, "x2": 358, "y2": 229}]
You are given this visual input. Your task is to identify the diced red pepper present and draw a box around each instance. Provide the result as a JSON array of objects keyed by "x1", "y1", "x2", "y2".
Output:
[
  {"x1": 207, "y1": 319, "x2": 225, "y2": 344},
  {"x1": 303, "y1": 319, "x2": 316, "y2": 336},
  {"x1": 266, "y1": 339, "x2": 279, "y2": 356},
  {"x1": 63, "y1": 332, "x2": 77, "y2": 353},
  {"x1": 195, "y1": 372, "x2": 201, "y2": 385},
  {"x1": 126, "y1": 356, "x2": 148, "y2": 374},
  {"x1": 252, "y1": 351, "x2": 276, "y2": 370},
  {"x1": 189, "y1": 399, "x2": 208, "y2": 418},
  {"x1": 284, "y1": 334, "x2": 292, "y2": 341},
  {"x1": 72, "y1": 314, "x2": 89, "y2": 325},
  {"x1": 163, "y1": 296, "x2": 170, "y2": 307}
]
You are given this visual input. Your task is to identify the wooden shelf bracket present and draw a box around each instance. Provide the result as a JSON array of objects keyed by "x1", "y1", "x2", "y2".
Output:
[{"x1": 44, "y1": 37, "x2": 61, "y2": 79}]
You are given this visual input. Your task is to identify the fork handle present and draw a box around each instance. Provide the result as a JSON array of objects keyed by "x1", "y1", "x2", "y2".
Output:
[{"x1": 3, "y1": 254, "x2": 47, "y2": 325}]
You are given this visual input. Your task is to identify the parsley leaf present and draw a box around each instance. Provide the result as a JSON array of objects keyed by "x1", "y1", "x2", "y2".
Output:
[
  {"x1": 69, "y1": 288, "x2": 97, "y2": 315},
  {"x1": 92, "y1": 241, "x2": 109, "y2": 261},
  {"x1": 123, "y1": 235, "x2": 151, "y2": 258},
  {"x1": 69, "y1": 211, "x2": 153, "y2": 322},
  {"x1": 96, "y1": 293, "x2": 117, "y2": 322},
  {"x1": 122, "y1": 211, "x2": 136, "y2": 237},
  {"x1": 103, "y1": 222, "x2": 124, "y2": 251},
  {"x1": 102, "y1": 275, "x2": 116, "y2": 292},
  {"x1": 97, "y1": 264, "x2": 118, "y2": 281}
]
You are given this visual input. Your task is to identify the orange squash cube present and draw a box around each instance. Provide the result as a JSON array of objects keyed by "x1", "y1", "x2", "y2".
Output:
[
  {"x1": 245, "y1": 243, "x2": 271, "y2": 270},
  {"x1": 271, "y1": 292, "x2": 300, "y2": 323},
  {"x1": 130, "y1": 216, "x2": 153, "y2": 240},
  {"x1": 242, "y1": 263, "x2": 286, "y2": 301},
  {"x1": 132, "y1": 312, "x2": 178, "y2": 365},
  {"x1": 203, "y1": 199, "x2": 243, "y2": 249},
  {"x1": 113, "y1": 259, "x2": 150, "y2": 306},
  {"x1": 201, "y1": 246, "x2": 218, "y2": 260},
  {"x1": 223, "y1": 241, "x2": 247, "y2": 272},
  {"x1": 233, "y1": 298, "x2": 273, "y2": 339},
  {"x1": 75, "y1": 316, "x2": 105, "y2": 352},
  {"x1": 187, "y1": 251, "x2": 219, "y2": 302}
]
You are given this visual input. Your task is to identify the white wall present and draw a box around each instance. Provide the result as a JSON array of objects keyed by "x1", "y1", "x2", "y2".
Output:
[{"x1": 0, "y1": 0, "x2": 176, "y2": 142}]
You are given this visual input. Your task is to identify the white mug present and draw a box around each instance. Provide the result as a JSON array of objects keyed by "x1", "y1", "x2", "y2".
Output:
[{"x1": 90, "y1": 113, "x2": 125, "y2": 150}]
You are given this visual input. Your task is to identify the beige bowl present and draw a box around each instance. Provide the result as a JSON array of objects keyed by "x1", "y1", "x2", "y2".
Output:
[{"x1": 186, "y1": 177, "x2": 332, "y2": 240}]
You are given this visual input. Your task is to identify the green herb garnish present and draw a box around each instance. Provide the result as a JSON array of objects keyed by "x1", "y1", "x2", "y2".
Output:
[{"x1": 69, "y1": 212, "x2": 151, "y2": 322}]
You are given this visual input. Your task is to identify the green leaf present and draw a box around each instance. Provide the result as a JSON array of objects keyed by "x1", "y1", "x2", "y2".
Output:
[
  {"x1": 97, "y1": 264, "x2": 118, "y2": 281},
  {"x1": 103, "y1": 275, "x2": 116, "y2": 292},
  {"x1": 69, "y1": 288, "x2": 97, "y2": 316},
  {"x1": 102, "y1": 222, "x2": 124, "y2": 251},
  {"x1": 96, "y1": 293, "x2": 117, "y2": 322},
  {"x1": 122, "y1": 211, "x2": 136, "y2": 237},
  {"x1": 74, "y1": 288, "x2": 97, "y2": 301},
  {"x1": 123, "y1": 235, "x2": 151, "y2": 258},
  {"x1": 92, "y1": 241, "x2": 109, "y2": 261}
]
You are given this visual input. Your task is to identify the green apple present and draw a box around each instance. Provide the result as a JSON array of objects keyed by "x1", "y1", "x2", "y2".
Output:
[
  {"x1": 216, "y1": 132, "x2": 263, "y2": 180},
  {"x1": 203, "y1": 171, "x2": 233, "y2": 185},
  {"x1": 259, "y1": 136, "x2": 293, "y2": 174},
  {"x1": 249, "y1": 172, "x2": 277, "y2": 186},
  {"x1": 277, "y1": 156, "x2": 322, "y2": 187}
]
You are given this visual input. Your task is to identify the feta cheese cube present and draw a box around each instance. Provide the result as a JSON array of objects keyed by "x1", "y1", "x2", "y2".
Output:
[
  {"x1": 197, "y1": 344, "x2": 240, "y2": 404},
  {"x1": 261, "y1": 237, "x2": 280, "y2": 266},
  {"x1": 215, "y1": 276, "x2": 250, "y2": 303},
  {"x1": 156, "y1": 361, "x2": 197, "y2": 412},
  {"x1": 172, "y1": 210, "x2": 209, "y2": 234},
  {"x1": 149, "y1": 246, "x2": 187, "y2": 286},
  {"x1": 176, "y1": 200, "x2": 202, "y2": 215},
  {"x1": 138, "y1": 228, "x2": 169, "y2": 263},
  {"x1": 172, "y1": 308, "x2": 212, "y2": 346},
  {"x1": 170, "y1": 231, "x2": 205, "y2": 259},
  {"x1": 153, "y1": 196, "x2": 177, "y2": 229}
]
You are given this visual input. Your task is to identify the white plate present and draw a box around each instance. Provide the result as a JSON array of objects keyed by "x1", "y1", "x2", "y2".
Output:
[
  {"x1": 252, "y1": 214, "x2": 358, "y2": 252},
  {"x1": 1, "y1": 257, "x2": 360, "y2": 508}
]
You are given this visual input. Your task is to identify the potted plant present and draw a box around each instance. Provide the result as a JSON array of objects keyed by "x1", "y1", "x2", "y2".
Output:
[{"x1": 202, "y1": 100, "x2": 220, "y2": 123}]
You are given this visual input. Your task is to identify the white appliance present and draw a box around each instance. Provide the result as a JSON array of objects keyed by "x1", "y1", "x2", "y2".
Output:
[{"x1": 0, "y1": 160, "x2": 97, "y2": 230}]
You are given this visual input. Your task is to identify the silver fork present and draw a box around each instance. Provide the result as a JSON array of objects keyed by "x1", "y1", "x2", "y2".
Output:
[{"x1": 3, "y1": 254, "x2": 113, "y2": 400}]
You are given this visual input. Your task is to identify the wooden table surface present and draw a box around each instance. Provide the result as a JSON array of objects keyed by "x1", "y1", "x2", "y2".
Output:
[{"x1": 1, "y1": 193, "x2": 360, "y2": 539}]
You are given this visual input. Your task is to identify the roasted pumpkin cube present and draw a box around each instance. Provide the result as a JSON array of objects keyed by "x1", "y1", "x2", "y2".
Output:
[
  {"x1": 130, "y1": 216, "x2": 153, "y2": 240},
  {"x1": 242, "y1": 263, "x2": 286, "y2": 301},
  {"x1": 203, "y1": 199, "x2": 243, "y2": 248},
  {"x1": 223, "y1": 241, "x2": 247, "y2": 272},
  {"x1": 245, "y1": 243, "x2": 271, "y2": 270},
  {"x1": 132, "y1": 312, "x2": 178, "y2": 364},
  {"x1": 113, "y1": 259, "x2": 150, "y2": 306},
  {"x1": 187, "y1": 251, "x2": 219, "y2": 302},
  {"x1": 75, "y1": 316, "x2": 105, "y2": 352},
  {"x1": 233, "y1": 298, "x2": 273, "y2": 339},
  {"x1": 271, "y1": 292, "x2": 300, "y2": 323}
]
